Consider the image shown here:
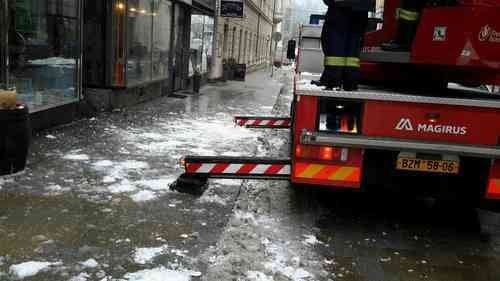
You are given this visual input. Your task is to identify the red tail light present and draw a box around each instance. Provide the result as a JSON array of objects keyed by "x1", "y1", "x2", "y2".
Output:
[{"x1": 296, "y1": 145, "x2": 345, "y2": 161}]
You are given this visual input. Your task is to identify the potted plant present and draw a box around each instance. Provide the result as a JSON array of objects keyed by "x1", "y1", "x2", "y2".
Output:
[{"x1": 0, "y1": 86, "x2": 31, "y2": 175}]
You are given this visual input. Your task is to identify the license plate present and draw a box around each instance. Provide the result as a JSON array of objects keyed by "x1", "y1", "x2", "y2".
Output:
[{"x1": 396, "y1": 157, "x2": 460, "y2": 174}]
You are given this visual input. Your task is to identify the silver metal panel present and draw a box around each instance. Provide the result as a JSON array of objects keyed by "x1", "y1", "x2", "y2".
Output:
[
  {"x1": 360, "y1": 50, "x2": 411, "y2": 64},
  {"x1": 301, "y1": 24, "x2": 322, "y2": 38},
  {"x1": 298, "y1": 48, "x2": 324, "y2": 74},
  {"x1": 301, "y1": 132, "x2": 500, "y2": 158},
  {"x1": 302, "y1": 38, "x2": 321, "y2": 49},
  {"x1": 295, "y1": 77, "x2": 500, "y2": 109}
]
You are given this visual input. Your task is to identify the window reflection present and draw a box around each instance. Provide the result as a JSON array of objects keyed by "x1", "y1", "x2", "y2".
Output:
[
  {"x1": 190, "y1": 14, "x2": 213, "y2": 76},
  {"x1": 152, "y1": 0, "x2": 172, "y2": 80},
  {"x1": 127, "y1": 0, "x2": 152, "y2": 85},
  {"x1": 8, "y1": 0, "x2": 80, "y2": 111}
]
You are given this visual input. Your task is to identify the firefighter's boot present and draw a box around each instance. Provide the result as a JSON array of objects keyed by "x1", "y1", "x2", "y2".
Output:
[
  {"x1": 318, "y1": 66, "x2": 342, "y2": 89},
  {"x1": 342, "y1": 57, "x2": 360, "y2": 91}
]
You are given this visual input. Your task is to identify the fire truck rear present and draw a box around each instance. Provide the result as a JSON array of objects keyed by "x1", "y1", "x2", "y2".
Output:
[{"x1": 294, "y1": 23, "x2": 500, "y2": 206}]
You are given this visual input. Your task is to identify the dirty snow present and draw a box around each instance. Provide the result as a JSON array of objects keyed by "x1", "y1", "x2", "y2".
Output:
[
  {"x1": 133, "y1": 245, "x2": 168, "y2": 264},
  {"x1": 63, "y1": 154, "x2": 90, "y2": 161},
  {"x1": 80, "y1": 258, "x2": 99, "y2": 268},
  {"x1": 69, "y1": 272, "x2": 90, "y2": 281},
  {"x1": 120, "y1": 117, "x2": 261, "y2": 158},
  {"x1": 9, "y1": 261, "x2": 61, "y2": 279},
  {"x1": 0, "y1": 177, "x2": 13, "y2": 189},
  {"x1": 93, "y1": 160, "x2": 114, "y2": 168},
  {"x1": 134, "y1": 177, "x2": 177, "y2": 191},
  {"x1": 246, "y1": 271, "x2": 274, "y2": 281},
  {"x1": 198, "y1": 193, "x2": 227, "y2": 206},
  {"x1": 302, "y1": 234, "x2": 324, "y2": 246},
  {"x1": 119, "y1": 160, "x2": 149, "y2": 170},
  {"x1": 120, "y1": 267, "x2": 191, "y2": 281},
  {"x1": 131, "y1": 190, "x2": 157, "y2": 202},
  {"x1": 108, "y1": 180, "x2": 137, "y2": 193}
]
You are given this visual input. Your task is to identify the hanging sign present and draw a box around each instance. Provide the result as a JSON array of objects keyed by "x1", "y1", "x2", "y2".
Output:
[{"x1": 221, "y1": 0, "x2": 244, "y2": 18}]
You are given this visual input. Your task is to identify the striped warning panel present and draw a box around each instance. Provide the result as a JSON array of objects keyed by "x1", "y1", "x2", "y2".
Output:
[
  {"x1": 183, "y1": 156, "x2": 291, "y2": 179},
  {"x1": 234, "y1": 116, "x2": 291, "y2": 128},
  {"x1": 294, "y1": 162, "x2": 361, "y2": 183}
]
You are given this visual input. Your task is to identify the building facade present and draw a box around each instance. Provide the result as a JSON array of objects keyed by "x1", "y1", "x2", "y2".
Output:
[
  {"x1": 217, "y1": 0, "x2": 274, "y2": 71},
  {"x1": 0, "y1": 0, "x2": 215, "y2": 130}
]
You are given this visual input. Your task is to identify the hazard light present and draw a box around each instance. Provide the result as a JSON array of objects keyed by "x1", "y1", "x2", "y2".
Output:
[{"x1": 295, "y1": 145, "x2": 347, "y2": 161}]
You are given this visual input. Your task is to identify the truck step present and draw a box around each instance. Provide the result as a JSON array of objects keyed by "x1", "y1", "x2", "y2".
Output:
[
  {"x1": 182, "y1": 156, "x2": 291, "y2": 179},
  {"x1": 234, "y1": 116, "x2": 291, "y2": 128}
]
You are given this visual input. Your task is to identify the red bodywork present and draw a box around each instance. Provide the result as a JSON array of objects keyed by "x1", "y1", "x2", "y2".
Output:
[
  {"x1": 363, "y1": 101, "x2": 500, "y2": 145},
  {"x1": 362, "y1": 0, "x2": 500, "y2": 85}
]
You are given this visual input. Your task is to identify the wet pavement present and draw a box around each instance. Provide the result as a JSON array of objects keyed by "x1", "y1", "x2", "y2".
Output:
[{"x1": 1, "y1": 68, "x2": 500, "y2": 281}]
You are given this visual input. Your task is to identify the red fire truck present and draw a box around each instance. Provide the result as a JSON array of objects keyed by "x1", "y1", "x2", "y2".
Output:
[{"x1": 176, "y1": 0, "x2": 500, "y2": 208}]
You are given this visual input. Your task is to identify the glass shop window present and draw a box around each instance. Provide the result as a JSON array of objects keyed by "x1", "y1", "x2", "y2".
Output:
[
  {"x1": 189, "y1": 14, "x2": 204, "y2": 76},
  {"x1": 9, "y1": 0, "x2": 80, "y2": 111},
  {"x1": 126, "y1": 0, "x2": 152, "y2": 85},
  {"x1": 202, "y1": 16, "x2": 213, "y2": 74},
  {"x1": 152, "y1": 0, "x2": 172, "y2": 80}
]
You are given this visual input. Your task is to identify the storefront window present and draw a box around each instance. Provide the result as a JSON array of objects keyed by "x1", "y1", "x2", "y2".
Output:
[
  {"x1": 152, "y1": 0, "x2": 172, "y2": 80},
  {"x1": 189, "y1": 14, "x2": 213, "y2": 76},
  {"x1": 125, "y1": 0, "x2": 172, "y2": 86},
  {"x1": 202, "y1": 16, "x2": 213, "y2": 74},
  {"x1": 127, "y1": 0, "x2": 152, "y2": 85},
  {"x1": 8, "y1": 0, "x2": 81, "y2": 111}
]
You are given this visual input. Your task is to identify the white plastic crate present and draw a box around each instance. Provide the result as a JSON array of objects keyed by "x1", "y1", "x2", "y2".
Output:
[
  {"x1": 301, "y1": 24, "x2": 322, "y2": 39},
  {"x1": 298, "y1": 48, "x2": 324, "y2": 74}
]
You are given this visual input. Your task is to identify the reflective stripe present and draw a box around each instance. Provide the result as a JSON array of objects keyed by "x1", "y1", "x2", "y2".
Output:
[
  {"x1": 324, "y1": 56, "x2": 346, "y2": 66},
  {"x1": 396, "y1": 8, "x2": 419, "y2": 21},
  {"x1": 346, "y1": 57, "x2": 360, "y2": 68},
  {"x1": 294, "y1": 162, "x2": 361, "y2": 183}
]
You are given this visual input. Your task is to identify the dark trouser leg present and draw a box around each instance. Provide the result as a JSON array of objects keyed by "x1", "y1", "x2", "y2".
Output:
[
  {"x1": 318, "y1": 6, "x2": 349, "y2": 89},
  {"x1": 381, "y1": 0, "x2": 424, "y2": 51},
  {"x1": 343, "y1": 10, "x2": 367, "y2": 91}
]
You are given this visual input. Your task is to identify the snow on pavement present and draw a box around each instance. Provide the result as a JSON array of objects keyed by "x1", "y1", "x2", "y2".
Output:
[
  {"x1": 9, "y1": 261, "x2": 61, "y2": 279},
  {"x1": 69, "y1": 272, "x2": 91, "y2": 281},
  {"x1": 79, "y1": 258, "x2": 99, "y2": 268},
  {"x1": 201, "y1": 180, "x2": 328, "y2": 281},
  {"x1": 120, "y1": 267, "x2": 198, "y2": 281},
  {"x1": 134, "y1": 245, "x2": 169, "y2": 264}
]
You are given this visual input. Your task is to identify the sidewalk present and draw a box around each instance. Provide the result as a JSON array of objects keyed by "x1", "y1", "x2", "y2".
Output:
[{"x1": 0, "y1": 69, "x2": 284, "y2": 280}]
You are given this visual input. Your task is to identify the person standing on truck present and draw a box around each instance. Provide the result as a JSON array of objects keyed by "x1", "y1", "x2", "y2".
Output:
[
  {"x1": 314, "y1": 0, "x2": 372, "y2": 91},
  {"x1": 381, "y1": 0, "x2": 429, "y2": 51}
]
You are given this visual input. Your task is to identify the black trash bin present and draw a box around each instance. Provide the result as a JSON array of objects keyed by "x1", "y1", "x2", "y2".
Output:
[
  {"x1": 0, "y1": 104, "x2": 31, "y2": 175},
  {"x1": 193, "y1": 72, "x2": 201, "y2": 93}
]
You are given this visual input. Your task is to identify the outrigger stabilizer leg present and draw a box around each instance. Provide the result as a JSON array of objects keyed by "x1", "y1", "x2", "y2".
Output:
[
  {"x1": 234, "y1": 116, "x2": 291, "y2": 128},
  {"x1": 170, "y1": 156, "x2": 292, "y2": 195}
]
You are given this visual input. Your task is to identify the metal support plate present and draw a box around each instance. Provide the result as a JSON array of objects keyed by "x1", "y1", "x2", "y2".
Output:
[{"x1": 301, "y1": 131, "x2": 500, "y2": 158}]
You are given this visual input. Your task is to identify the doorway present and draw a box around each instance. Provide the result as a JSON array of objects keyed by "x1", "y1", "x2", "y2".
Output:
[{"x1": 173, "y1": 3, "x2": 190, "y2": 91}]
